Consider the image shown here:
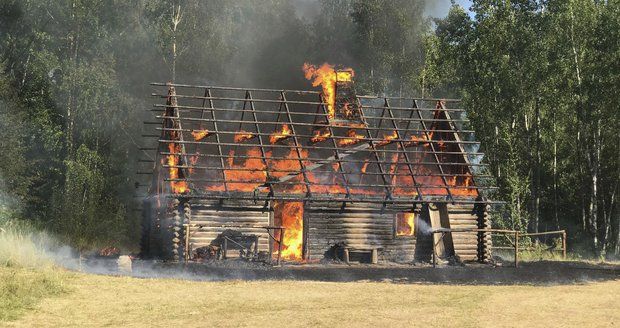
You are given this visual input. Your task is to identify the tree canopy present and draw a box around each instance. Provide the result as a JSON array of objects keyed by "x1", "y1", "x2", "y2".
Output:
[{"x1": 0, "y1": 0, "x2": 617, "y2": 256}]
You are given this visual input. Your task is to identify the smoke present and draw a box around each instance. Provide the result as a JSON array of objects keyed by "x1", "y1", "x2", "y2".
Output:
[
  {"x1": 424, "y1": 0, "x2": 472, "y2": 18},
  {"x1": 416, "y1": 216, "x2": 433, "y2": 235},
  {"x1": 291, "y1": 0, "x2": 321, "y2": 20}
]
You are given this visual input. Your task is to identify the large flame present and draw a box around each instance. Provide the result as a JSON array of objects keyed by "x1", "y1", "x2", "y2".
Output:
[
  {"x1": 274, "y1": 201, "x2": 304, "y2": 261},
  {"x1": 396, "y1": 213, "x2": 415, "y2": 236},
  {"x1": 303, "y1": 63, "x2": 354, "y2": 120},
  {"x1": 167, "y1": 143, "x2": 189, "y2": 194}
]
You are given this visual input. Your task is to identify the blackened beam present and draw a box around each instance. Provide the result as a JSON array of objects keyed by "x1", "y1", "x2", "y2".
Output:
[
  {"x1": 153, "y1": 116, "x2": 473, "y2": 133},
  {"x1": 156, "y1": 138, "x2": 481, "y2": 149},
  {"x1": 150, "y1": 82, "x2": 322, "y2": 95},
  {"x1": 150, "y1": 82, "x2": 461, "y2": 103},
  {"x1": 152, "y1": 93, "x2": 325, "y2": 106},
  {"x1": 156, "y1": 125, "x2": 477, "y2": 136},
  {"x1": 441, "y1": 102, "x2": 484, "y2": 197},
  {"x1": 161, "y1": 165, "x2": 490, "y2": 177},
  {"x1": 160, "y1": 152, "x2": 489, "y2": 167},
  {"x1": 150, "y1": 103, "x2": 467, "y2": 115},
  {"x1": 163, "y1": 193, "x2": 502, "y2": 205},
  {"x1": 165, "y1": 178, "x2": 496, "y2": 190},
  {"x1": 151, "y1": 104, "x2": 469, "y2": 120},
  {"x1": 281, "y1": 91, "x2": 312, "y2": 196}
]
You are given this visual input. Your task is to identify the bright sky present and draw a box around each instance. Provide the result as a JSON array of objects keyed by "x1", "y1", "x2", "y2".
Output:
[{"x1": 425, "y1": 0, "x2": 473, "y2": 17}]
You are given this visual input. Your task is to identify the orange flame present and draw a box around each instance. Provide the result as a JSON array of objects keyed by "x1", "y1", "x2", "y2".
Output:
[
  {"x1": 338, "y1": 129, "x2": 365, "y2": 147},
  {"x1": 191, "y1": 129, "x2": 211, "y2": 141},
  {"x1": 270, "y1": 124, "x2": 292, "y2": 144},
  {"x1": 188, "y1": 154, "x2": 199, "y2": 174},
  {"x1": 396, "y1": 213, "x2": 415, "y2": 236},
  {"x1": 274, "y1": 201, "x2": 304, "y2": 261},
  {"x1": 376, "y1": 130, "x2": 399, "y2": 147},
  {"x1": 303, "y1": 63, "x2": 354, "y2": 120},
  {"x1": 361, "y1": 160, "x2": 370, "y2": 174},
  {"x1": 167, "y1": 143, "x2": 189, "y2": 194},
  {"x1": 234, "y1": 131, "x2": 255, "y2": 143},
  {"x1": 310, "y1": 128, "x2": 331, "y2": 143}
]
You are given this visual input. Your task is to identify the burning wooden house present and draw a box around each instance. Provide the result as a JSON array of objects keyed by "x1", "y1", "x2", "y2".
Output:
[{"x1": 139, "y1": 64, "x2": 496, "y2": 264}]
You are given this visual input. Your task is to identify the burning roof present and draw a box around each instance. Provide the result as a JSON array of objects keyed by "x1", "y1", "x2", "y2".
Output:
[{"x1": 146, "y1": 65, "x2": 494, "y2": 207}]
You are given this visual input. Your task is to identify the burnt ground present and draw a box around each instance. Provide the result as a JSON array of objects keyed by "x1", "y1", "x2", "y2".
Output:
[{"x1": 127, "y1": 260, "x2": 620, "y2": 285}]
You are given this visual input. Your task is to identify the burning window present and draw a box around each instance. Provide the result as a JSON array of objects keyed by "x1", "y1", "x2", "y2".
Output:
[
  {"x1": 273, "y1": 201, "x2": 304, "y2": 261},
  {"x1": 395, "y1": 213, "x2": 416, "y2": 237}
]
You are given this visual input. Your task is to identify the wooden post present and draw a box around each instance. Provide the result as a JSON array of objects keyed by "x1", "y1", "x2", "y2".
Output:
[
  {"x1": 184, "y1": 224, "x2": 190, "y2": 262},
  {"x1": 254, "y1": 236, "x2": 259, "y2": 258},
  {"x1": 370, "y1": 249, "x2": 378, "y2": 264},
  {"x1": 223, "y1": 238, "x2": 228, "y2": 260},
  {"x1": 562, "y1": 230, "x2": 567, "y2": 259},
  {"x1": 432, "y1": 237, "x2": 437, "y2": 268},
  {"x1": 514, "y1": 231, "x2": 519, "y2": 268},
  {"x1": 277, "y1": 228, "x2": 284, "y2": 266},
  {"x1": 343, "y1": 248, "x2": 350, "y2": 265}
]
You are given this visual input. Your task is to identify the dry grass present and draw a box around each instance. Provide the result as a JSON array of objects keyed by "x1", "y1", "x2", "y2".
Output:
[
  {"x1": 0, "y1": 220, "x2": 56, "y2": 269},
  {"x1": 0, "y1": 268, "x2": 66, "y2": 322},
  {"x1": 2, "y1": 268, "x2": 618, "y2": 328},
  {"x1": 0, "y1": 220, "x2": 68, "y2": 321}
]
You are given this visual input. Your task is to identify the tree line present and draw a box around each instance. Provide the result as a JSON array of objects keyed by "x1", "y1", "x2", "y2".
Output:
[
  {"x1": 427, "y1": 0, "x2": 619, "y2": 256},
  {"x1": 0, "y1": 0, "x2": 617, "y2": 256}
]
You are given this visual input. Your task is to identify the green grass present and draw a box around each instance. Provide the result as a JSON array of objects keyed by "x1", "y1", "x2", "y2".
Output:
[
  {"x1": 0, "y1": 268, "x2": 67, "y2": 321},
  {"x1": 2, "y1": 268, "x2": 618, "y2": 328},
  {"x1": 0, "y1": 220, "x2": 68, "y2": 322}
]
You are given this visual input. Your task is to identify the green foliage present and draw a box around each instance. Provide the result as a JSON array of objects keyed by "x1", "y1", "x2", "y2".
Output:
[
  {"x1": 55, "y1": 145, "x2": 126, "y2": 251},
  {"x1": 350, "y1": 0, "x2": 429, "y2": 94},
  {"x1": 0, "y1": 0, "x2": 616, "y2": 257},
  {"x1": 428, "y1": 0, "x2": 619, "y2": 255}
]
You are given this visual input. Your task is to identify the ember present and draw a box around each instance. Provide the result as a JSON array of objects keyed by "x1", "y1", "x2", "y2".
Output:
[
  {"x1": 376, "y1": 130, "x2": 399, "y2": 147},
  {"x1": 98, "y1": 246, "x2": 121, "y2": 258},
  {"x1": 191, "y1": 129, "x2": 210, "y2": 141},
  {"x1": 310, "y1": 128, "x2": 331, "y2": 143},
  {"x1": 234, "y1": 131, "x2": 255, "y2": 143},
  {"x1": 338, "y1": 129, "x2": 365, "y2": 147},
  {"x1": 270, "y1": 124, "x2": 292, "y2": 144}
]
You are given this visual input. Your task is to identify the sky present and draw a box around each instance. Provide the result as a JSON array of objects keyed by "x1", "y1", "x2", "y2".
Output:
[
  {"x1": 292, "y1": 1, "x2": 474, "y2": 19},
  {"x1": 425, "y1": 0, "x2": 473, "y2": 17}
]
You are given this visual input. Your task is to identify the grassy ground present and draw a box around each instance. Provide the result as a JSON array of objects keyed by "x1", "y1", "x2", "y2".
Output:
[
  {"x1": 1, "y1": 221, "x2": 618, "y2": 327},
  {"x1": 1, "y1": 267, "x2": 618, "y2": 328},
  {"x1": 0, "y1": 268, "x2": 66, "y2": 322}
]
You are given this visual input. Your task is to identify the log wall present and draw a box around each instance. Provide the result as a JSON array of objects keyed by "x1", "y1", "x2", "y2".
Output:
[
  {"x1": 447, "y1": 204, "x2": 491, "y2": 261},
  {"x1": 304, "y1": 202, "x2": 491, "y2": 263},
  {"x1": 304, "y1": 203, "x2": 417, "y2": 262},
  {"x1": 186, "y1": 200, "x2": 271, "y2": 254},
  {"x1": 177, "y1": 199, "x2": 491, "y2": 263}
]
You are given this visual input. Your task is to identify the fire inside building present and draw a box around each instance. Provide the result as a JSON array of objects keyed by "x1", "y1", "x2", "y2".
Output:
[{"x1": 139, "y1": 64, "x2": 499, "y2": 266}]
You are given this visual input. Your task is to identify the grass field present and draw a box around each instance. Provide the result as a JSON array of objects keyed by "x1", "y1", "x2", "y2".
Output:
[{"x1": 1, "y1": 267, "x2": 618, "y2": 328}]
